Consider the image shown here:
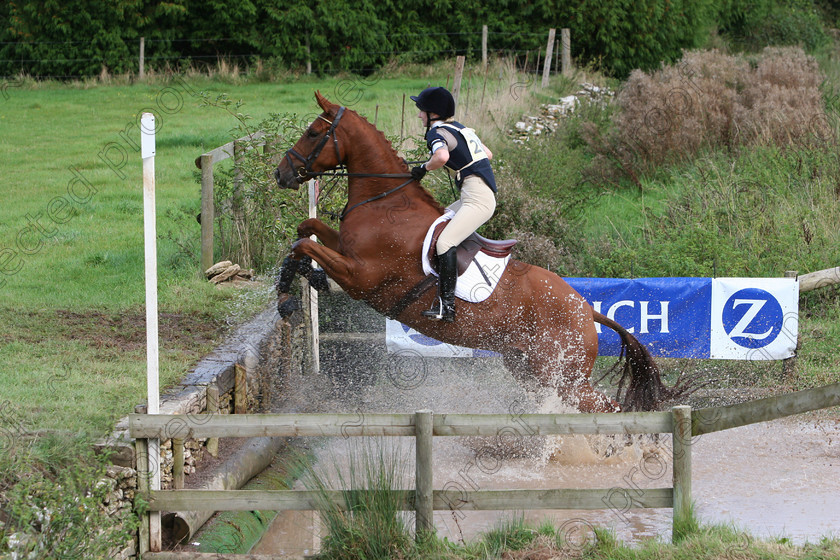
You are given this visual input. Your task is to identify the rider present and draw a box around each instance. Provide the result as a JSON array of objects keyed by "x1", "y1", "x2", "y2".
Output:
[{"x1": 409, "y1": 86, "x2": 498, "y2": 323}]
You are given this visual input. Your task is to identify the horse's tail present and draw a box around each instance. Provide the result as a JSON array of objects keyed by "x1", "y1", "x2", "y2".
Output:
[{"x1": 592, "y1": 310, "x2": 667, "y2": 411}]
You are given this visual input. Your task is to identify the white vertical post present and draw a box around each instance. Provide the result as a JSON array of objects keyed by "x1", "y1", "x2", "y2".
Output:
[
  {"x1": 140, "y1": 112, "x2": 162, "y2": 552},
  {"x1": 308, "y1": 179, "x2": 320, "y2": 375}
]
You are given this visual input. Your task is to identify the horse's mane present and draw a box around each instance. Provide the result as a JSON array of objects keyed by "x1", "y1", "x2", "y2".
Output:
[{"x1": 348, "y1": 107, "x2": 446, "y2": 213}]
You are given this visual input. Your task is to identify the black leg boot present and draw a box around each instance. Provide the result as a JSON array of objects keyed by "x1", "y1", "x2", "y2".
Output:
[{"x1": 421, "y1": 247, "x2": 457, "y2": 322}]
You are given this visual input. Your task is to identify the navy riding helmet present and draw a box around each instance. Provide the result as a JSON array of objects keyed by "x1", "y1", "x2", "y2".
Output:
[{"x1": 411, "y1": 87, "x2": 455, "y2": 119}]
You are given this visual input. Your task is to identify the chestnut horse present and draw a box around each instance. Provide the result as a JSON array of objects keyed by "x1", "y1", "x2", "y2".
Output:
[{"x1": 274, "y1": 92, "x2": 670, "y2": 412}]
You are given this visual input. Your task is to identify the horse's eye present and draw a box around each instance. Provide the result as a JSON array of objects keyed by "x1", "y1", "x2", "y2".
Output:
[{"x1": 307, "y1": 128, "x2": 320, "y2": 138}]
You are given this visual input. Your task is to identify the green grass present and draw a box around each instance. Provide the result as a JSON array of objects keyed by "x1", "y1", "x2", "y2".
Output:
[
  {"x1": 0, "y1": 57, "x2": 547, "y2": 437},
  {"x1": 0, "y1": 72, "x2": 467, "y2": 436}
]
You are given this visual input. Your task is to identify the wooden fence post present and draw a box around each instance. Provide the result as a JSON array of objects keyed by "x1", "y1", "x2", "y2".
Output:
[
  {"x1": 452, "y1": 56, "x2": 466, "y2": 109},
  {"x1": 234, "y1": 363, "x2": 247, "y2": 414},
  {"x1": 541, "y1": 28, "x2": 556, "y2": 88},
  {"x1": 134, "y1": 405, "x2": 150, "y2": 555},
  {"x1": 783, "y1": 270, "x2": 799, "y2": 382},
  {"x1": 561, "y1": 28, "x2": 572, "y2": 76},
  {"x1": 173, "y1": 438, "x2": 185, "y2": 489},
  {"x1": 482, "y1": 25, "x2": 488, "y2": 67},
  {"x1": 139, "y1": 37, "x2": 145, "y2": 81},
  {"x1": 672, "y1": 405, "x2": 692, "y2": 541},
  {"x1": 199, "y1": 154, "x2": 214, "y2": 272},
  {"x1": 205, "y1": 380, "x2": 219, "y2": 457},
  {"x1": 415, "y1": 410, "x2": 434, "y2": 539}
]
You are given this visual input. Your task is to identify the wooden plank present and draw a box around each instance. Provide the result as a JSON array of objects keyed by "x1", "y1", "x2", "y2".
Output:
[
  {"x1": 434, "y1": 412, "x2": 673, "y2": 436},
  {"x1": 149, "y1": 489, "x2": 413, "y2": 512},
  {"x1": 432, "y1": 488, "x2": 673, "y2": 511},
  {"x1": 129, "y1": 412, "x2": 673, "y2": 439},
  {"x1": 193, "y1": 132, "x2": 266, "y2": 169},
  {"x1": 195, "y1": 141, "x2": 234, "y2": 169},
  {"x1": 148, "y1": 487, "x2": 672, "y2": 512},
  {"x1": 671, "y1": 406, "x2": 692, "y2": 540},
  {"x1": 799, "y1": 266, "x2": 840, "y2": 292},
  {"x1": 129, "y1": 412, "x2": 672, "y2": 439},
  {"x1": 129, "y1": 413, "x2": 417, "y2": 439},
  {"x1": 692, "y1": 382, "x2": 840, "y2": 436}
]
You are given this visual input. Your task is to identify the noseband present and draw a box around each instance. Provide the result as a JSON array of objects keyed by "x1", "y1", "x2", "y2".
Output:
[{"x1": 285, "y1": 106, "x2": 347, "y2": 182}]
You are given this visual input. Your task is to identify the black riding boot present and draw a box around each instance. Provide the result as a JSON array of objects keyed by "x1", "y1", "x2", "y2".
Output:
[{"x1": 422, "y1": 247, "x2": 457, "y2": 322}]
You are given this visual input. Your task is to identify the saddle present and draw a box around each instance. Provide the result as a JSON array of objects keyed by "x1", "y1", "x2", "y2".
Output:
[{"x1": 427, "y1": 220, "x2": 518, "y2": 275}]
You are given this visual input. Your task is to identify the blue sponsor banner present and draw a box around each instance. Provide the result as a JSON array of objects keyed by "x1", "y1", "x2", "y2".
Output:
[
  {"x1": 385, "y1": 277, "x2": 798, "y2": 360},
  {"x1": 565, "y1": 277, "x2": 712, "y2": 359}
]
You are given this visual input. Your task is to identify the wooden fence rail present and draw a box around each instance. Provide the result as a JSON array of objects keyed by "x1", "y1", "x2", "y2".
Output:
[
  {"x1": 130, "y1": 380, "x2": 840, "y2": 558},
  {"x1": 131, "y1": 406, "x2": 691, "y2": 556}
]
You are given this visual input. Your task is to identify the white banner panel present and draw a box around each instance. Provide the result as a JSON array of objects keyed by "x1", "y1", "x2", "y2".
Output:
[{"x1": 709, "y1": 277, "x2": 799, "y2": 360}]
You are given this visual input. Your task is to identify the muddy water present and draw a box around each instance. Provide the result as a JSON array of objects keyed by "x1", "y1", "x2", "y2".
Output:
[{"x1": 257, "y1": 337, "x2": 840, "y2": 554}]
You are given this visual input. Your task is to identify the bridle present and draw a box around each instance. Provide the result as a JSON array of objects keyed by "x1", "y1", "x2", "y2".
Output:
[
  {"x1": 283, "y1": 105, "x2": 417, "y2": 221},
  {"x1": 284, "y1": 107, "x2": 348, "y2": 182}
]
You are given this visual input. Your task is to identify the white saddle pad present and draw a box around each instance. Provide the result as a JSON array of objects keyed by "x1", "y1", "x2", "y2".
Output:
[{"x1": 421, "y1": 210, "x2": 511, "y2": 303}]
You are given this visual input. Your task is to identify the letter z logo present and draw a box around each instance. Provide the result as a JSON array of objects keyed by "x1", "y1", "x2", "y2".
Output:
[{"x1": 721, "y1": 288, "x2": 783, "y2": 348}]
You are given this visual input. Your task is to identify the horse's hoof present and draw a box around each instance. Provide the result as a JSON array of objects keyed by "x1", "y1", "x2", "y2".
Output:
[{"x1": 277, "y1": 295, "x2": 301, "y2": 318}]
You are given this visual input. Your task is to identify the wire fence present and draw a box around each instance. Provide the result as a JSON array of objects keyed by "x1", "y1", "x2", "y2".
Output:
[{"x1": 0, "y1": 30, "x2": 563, "y2": 81}]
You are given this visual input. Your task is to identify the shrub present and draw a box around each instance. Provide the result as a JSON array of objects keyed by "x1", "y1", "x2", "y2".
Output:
[
  {"x1": 0, "y1": 435, "x2": 137, "y2": 560},
  {"x1": 584, "y1": 47, "x2": 833, "y2": 184},
  {"x1": 718, "y1": 0, "x2": 830, "y2": 53}
]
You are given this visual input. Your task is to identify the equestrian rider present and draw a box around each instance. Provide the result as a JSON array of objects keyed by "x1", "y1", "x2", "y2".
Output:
[{"x1": 410, "y1": 86, "x2": 498, "y2": 323}]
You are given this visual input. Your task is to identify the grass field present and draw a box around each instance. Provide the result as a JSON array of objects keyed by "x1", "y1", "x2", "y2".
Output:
[{"x1": 0, "y1": 63, "x2": 544, "y2": 436}]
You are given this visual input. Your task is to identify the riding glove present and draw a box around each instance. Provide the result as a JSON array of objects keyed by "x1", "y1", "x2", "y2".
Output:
[{"x1": 410, "y1": 164, "x2": 427, "y2": 181}]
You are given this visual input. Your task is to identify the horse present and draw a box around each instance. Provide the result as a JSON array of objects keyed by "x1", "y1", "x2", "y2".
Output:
[{"x1": 273, "y1": 91, "x2": 673, "y2": 413}]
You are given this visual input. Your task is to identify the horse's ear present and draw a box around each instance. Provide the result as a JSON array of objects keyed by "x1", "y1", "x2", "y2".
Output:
[{"x1": 315, "y1": 90, "x2": 337, "y2": 113}]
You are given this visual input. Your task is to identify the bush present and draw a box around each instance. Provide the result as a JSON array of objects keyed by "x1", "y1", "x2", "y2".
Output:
[
  {"x1": 584, "y1": 47, "x2": 832, "y2": 183},
  {"x1": 718, "y1": 0, "x2": 830, "y2": 53},
  {"x1": 0, "y1": 435, "x2": 137, "y2": 560}
]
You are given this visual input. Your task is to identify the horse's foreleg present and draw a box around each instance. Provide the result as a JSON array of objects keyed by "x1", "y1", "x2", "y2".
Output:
[
  {"x1": 289, "y1": 218, "x2": 340, "y2": 292},
  {"x1": 297, "y1": 218, "x2": 340, "y2": 251},
  {"x1": 289, "y1": 237, "x2": 362, "y2": 295},
  {"x1": 275, "y1": 255, "x2": 303, "y2": 317}
]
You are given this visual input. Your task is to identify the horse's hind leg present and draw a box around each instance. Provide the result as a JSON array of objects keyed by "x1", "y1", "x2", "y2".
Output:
[{"x1": 529, "y1": 331, "x2": 621, "y2": 414}]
